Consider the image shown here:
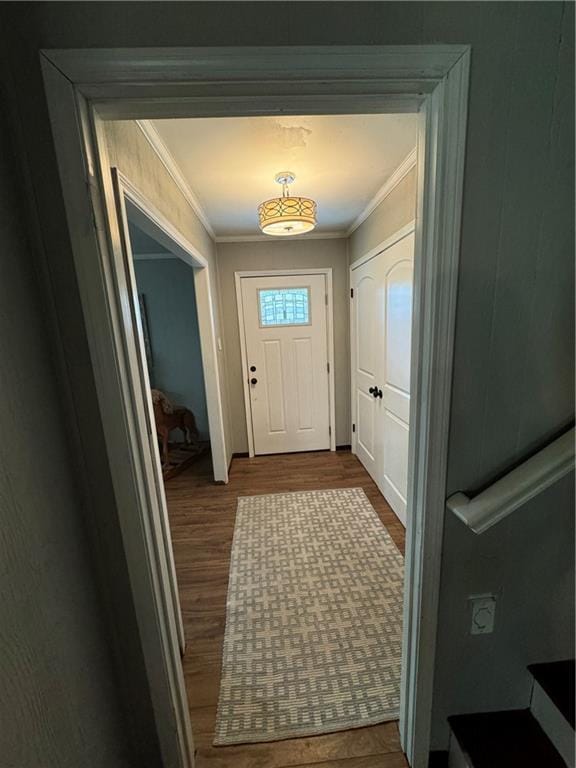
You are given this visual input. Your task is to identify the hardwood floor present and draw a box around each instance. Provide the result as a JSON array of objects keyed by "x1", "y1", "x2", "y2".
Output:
[{"x1": 165, "y1": 449, "x2": 408, "y2": 768}]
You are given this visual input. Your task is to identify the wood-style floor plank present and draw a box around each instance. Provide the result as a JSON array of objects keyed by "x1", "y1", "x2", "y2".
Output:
[
  {"x1": 195, "y1": 722, "x2": 402, "y2": 768},
  {"x1": 292, "y1": 755, "x2": 409, "y2": 768},
  {"x1": 165, "y1": 450, "x2": 408, "y2": 768}
]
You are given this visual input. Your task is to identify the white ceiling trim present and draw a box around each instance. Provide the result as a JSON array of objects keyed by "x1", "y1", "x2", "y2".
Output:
[
  {"x1": 137, "y1": 120, "x2": 415, "y2": 242},
  {"x1": 215, "y1": 231, "x2": 346, "y2": 244},
  {"x1": 136, "y1": 120, "x2": 216, "y2": 239},
  {"x1": 346, "y1": 147, "x2": 417, "y2": 237}
]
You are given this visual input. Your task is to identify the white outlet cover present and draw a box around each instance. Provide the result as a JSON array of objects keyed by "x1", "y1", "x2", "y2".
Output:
[{"x1": 469, "y1": 594, "x2": 496, "y2": 635}]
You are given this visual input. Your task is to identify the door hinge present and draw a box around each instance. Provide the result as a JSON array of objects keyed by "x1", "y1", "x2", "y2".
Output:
[
  {"x1": 329, "y1": 426, "x2": 332, "y2": 436},
  {"x1": 325, "y1": 293, "x2": 328, "y2": 306},
  {"x1": 350, "y1": 288, "x2": 354, "y2": 299},
  {"x1": 352, "y1": 423, "x2": 356, "y2": 432},
  {"x1": 327, "y1": 361, "x2": 330, "y2": 374}
]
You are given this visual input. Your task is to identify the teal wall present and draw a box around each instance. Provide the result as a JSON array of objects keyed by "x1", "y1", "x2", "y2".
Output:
[{"x1": 134, "y1": 258, "x2": 209, "y2": 441}]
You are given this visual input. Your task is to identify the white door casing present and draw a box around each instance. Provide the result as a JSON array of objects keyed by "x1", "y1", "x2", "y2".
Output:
[
  {"x1": 120, "y1": 176, "x2": 229, "y2": 485},
  {"x1": 238, "y1": 273, "x2": 332, "y2": 455},
  {"x1": 352, "y1": 225, "x2": 415, "y2": 526},
  {"x1": 42, "y1": 44, "x2": 470, "y2": 768},
  {"x1": 111, "y1": 170, "x2": 186, "y2": 655}
]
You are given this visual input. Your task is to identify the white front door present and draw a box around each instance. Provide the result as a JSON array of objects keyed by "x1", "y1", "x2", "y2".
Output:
[
  {"x1": 351, "y1": 229, "x2": 414, "y2": 525},
  {"x1": 239, "y1": 274, "x2": 331, "y2": 455}
]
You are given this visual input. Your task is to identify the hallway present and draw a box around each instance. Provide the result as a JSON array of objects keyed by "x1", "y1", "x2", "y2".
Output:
[{"x1": 165, "y1": 450, "x2": 408, "y2": 768}]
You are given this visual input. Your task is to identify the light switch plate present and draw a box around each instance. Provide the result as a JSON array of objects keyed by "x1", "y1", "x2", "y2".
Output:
[{"x1": 468, "y1": 594, "x2": 496, "y2": 635}]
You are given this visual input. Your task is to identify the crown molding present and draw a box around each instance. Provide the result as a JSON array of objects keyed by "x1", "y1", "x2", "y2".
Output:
[
  {"x1": 137, "y1": 118, "x2": 415, "y2": 244},
  {"x1": 346, "y1": 147, "x2": 417, "y2": 237},
  {"x1": 215, "y1": 231, "x2": 346, "y2": 244},
  {"x1": 136, "y1": 120, "x2": 216, "y2": 239}
]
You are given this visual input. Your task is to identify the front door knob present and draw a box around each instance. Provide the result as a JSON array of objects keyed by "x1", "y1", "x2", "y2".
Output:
[
  {"x1": 250, "y1": 365, "x2": 256, "y2": 372},
  {"x1": 369, "y1": 386, "x2": 376, "y2": 395},
  {"x1": 250, "y1": 377, "x2": 258, "y2": 385}
]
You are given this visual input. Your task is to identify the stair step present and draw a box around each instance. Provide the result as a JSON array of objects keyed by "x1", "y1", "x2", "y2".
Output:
[
  {"x1": 529, "y1": 660, "x2": 575, "y2": 767},
  {"x1": 448, "y1": 709, "x2": 567, "y2": 768},
  {"x1": 529, "y1": 660, "x2": 575, "y2": 728}
]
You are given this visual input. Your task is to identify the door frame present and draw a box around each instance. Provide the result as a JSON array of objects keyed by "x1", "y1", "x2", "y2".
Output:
[
  {"x1": 117, "y1": 169, "x2": 230, "y2": 655},
  {"x1": 120, "y1": 172, "x2": 229, "y2": 485},
  {"x1": 39, "y1": 44, "x2": 470, "y2": 768},
  {"x1": 235, "y1": 268, "x2": 336, "y2": 457},
  {"x1": 350, "y1": 219, "x2": 416, "y2": 460}
]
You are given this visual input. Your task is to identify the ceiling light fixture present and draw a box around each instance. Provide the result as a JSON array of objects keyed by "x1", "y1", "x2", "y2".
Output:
[{"x1": 258, "y1": 172, "x2": 317, "y2": 237}]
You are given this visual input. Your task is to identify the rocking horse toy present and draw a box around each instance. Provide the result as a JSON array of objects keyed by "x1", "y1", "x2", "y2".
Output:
[{"x1": 151, "y1": 389, "x2": 199, "y2": 467}]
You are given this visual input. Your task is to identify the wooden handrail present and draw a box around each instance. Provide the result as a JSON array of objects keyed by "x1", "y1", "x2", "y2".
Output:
[{"x1": 447, "y1": 427, "x2": 575, "y2": 534}]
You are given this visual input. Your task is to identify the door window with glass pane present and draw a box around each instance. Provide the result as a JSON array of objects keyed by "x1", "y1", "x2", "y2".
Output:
[{"x1": 258, "y1": 287, "x2": 311, "y2": 327}]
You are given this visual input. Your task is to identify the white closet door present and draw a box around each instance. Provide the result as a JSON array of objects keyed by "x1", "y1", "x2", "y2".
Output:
[
  {"x1": 379, "y1": 232, "x2": 414, "y2": 526},
  {"x1": 351, "y1": 260, "x2": 382, "y2": 479},
  {"x1": 240, "y1": 274, "x2": 331, "y2": 455},
  {"x1": 352, "y1": 230, "x2": 414, "y2": 526}
]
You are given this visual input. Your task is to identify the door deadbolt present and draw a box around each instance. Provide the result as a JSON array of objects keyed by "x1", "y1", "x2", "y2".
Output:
[
  {"x1": 250, "y1": 365, "x2": 256, "y2": 372},
  {"x1": 250, "y1": 378, "x2": 258, "y2": 385}
]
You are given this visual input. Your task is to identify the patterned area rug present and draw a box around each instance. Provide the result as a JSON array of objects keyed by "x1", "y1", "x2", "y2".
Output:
[{"x1": 214, "y1": 487, "x2": 404, "y2": 745}]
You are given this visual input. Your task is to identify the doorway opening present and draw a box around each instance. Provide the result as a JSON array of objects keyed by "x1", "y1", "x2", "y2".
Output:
[
  {"x1": 41, "y1": 44, "x2": 470, "y2": 768},
  {"x1": 115, "y1": 173, "x2": 229, "y2": 485},
  {"x1": 94, "y1": 111, "x2": 417, "y2": 762},
  {"x1": 111, "y1": 111, "x2": 415, "y2": 760},
  {"x1": 127, "y1": 216, "x2": 211, "y2": 479}
]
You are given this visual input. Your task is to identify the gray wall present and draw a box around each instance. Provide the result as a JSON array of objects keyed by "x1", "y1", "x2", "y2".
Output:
[
  {"x1": 134, "y1": 258, "x2": 210, "y2": 440},
  {"x1": 431, "y1": 472, "x2": 575, "y2": 742},
  {"x1": 3, "y1": 0, "x2": 574, "y2": 757},
  {"x1": 217, "y1": 238, "x2": 350, "y2": 452},
  {"x1": 431, "y1": 2, "x2": 575, "y2": 746},
  {"x1": 0, "y1": 78, "x2": 144, "y2": 767},
  {"x1": 348, "y1": 167, "x2": 417, "y2": 264}
]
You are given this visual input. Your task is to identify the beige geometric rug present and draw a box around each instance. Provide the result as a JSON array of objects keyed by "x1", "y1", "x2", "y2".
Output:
[{"x1": 214, "y1": 487, "x2": 404, "y2": 745}]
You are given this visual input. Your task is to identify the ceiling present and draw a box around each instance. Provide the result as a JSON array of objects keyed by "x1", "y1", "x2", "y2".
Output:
[{"x1": 150, "y1": 114, "x2": 418, "y2": 238}]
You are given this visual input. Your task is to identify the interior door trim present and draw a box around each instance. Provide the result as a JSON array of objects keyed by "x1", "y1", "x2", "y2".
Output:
[
  {"x1": 235, "y1": 269, "x2": 336, "y2": 457},
  {"x1": 41, "y1": 43, "x2": 470, "y2": 768},
  {"x1": 352, "y1": 219, "x2": 416, "y2": 272}
]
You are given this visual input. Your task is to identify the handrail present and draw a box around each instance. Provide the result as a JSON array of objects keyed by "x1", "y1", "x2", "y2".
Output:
[{"x1": 447, "y1": 427, "x2": 575, "y2": 534}]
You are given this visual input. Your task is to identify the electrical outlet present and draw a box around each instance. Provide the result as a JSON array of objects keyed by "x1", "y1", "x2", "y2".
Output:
[{"x1": 468, "y1": 594, "x2": 496, "y2": 635}]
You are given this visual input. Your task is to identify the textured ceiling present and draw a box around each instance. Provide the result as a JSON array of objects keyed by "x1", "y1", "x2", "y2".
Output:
[{"x1": 151, "y1": 114, "x2": 418, "y2": 237}]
